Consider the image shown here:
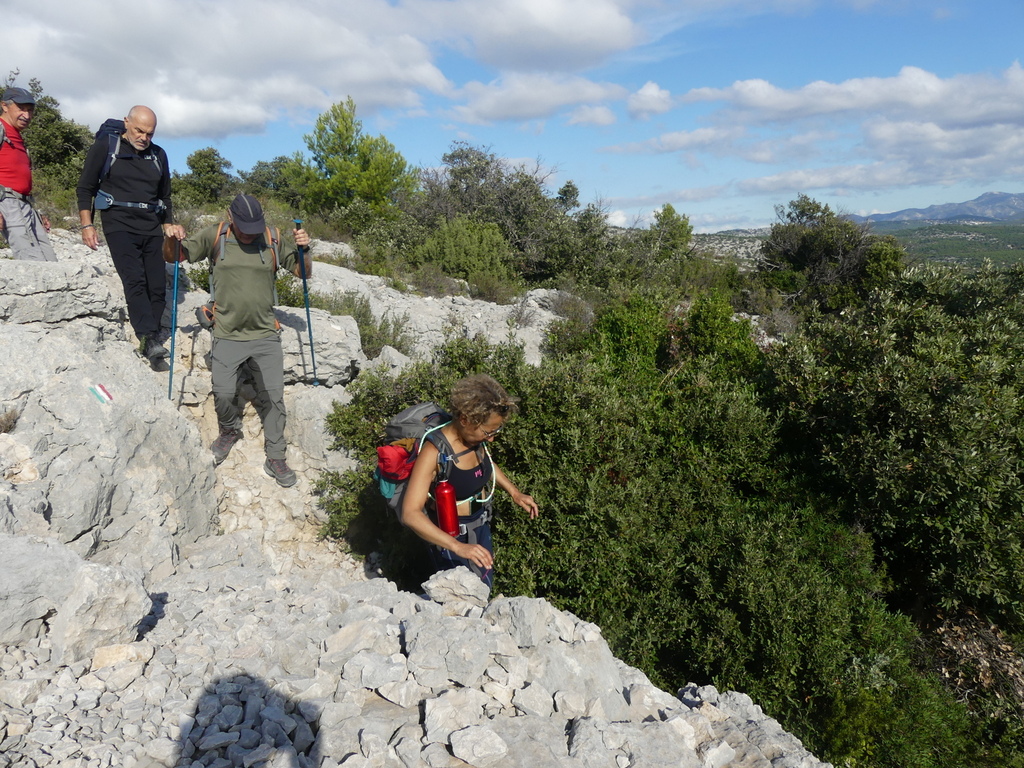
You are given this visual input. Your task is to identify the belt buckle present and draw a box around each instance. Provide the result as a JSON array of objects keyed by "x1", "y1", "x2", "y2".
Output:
[{"x1": 459, "y1": 523, "x2": 467, "y2": 536}]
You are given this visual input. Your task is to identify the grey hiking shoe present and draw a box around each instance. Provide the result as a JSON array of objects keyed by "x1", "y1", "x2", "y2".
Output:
[
  {"x1": 140, "y1": 335, "x2": 169, "y2": 360},
  {"x1": 264, "y1": 457, "x2": 297, "y2": 488},
  {"x1": 211, "y1": 429, "x2": 242, "y2": 465}
]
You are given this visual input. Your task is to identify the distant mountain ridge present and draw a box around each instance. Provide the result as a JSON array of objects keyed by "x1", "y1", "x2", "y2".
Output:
[{"x1": 850, "y1": 192, "x2": 1024, "y2": 223}]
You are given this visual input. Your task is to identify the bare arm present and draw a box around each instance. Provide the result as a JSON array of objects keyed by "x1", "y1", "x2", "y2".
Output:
[
  {"x1": 494, "y1": 463, "x2": 539, "y2": 519},
  {"x1": 401, "y1": 441, "x2": 494, "y2": 571}
]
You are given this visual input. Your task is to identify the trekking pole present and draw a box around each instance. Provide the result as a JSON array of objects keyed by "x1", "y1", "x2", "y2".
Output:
[
  {"x1": 168, "y1": 243, "x2": 180, "y2": 400},
  {"x1": 293, "y1": 218, "x2": 319, "y2": 385}
]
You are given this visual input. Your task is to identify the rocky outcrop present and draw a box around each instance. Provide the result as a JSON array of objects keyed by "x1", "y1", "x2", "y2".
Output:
[
  {"x1": 0, "y1": 231, "x2": 831, "y2": 768},
  {"x1": 293, "y1": 240, "x2": 560, "y2": 366}
]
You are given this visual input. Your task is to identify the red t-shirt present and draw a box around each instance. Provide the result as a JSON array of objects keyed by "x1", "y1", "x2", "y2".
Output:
[{"x1": 0, "y1": 119, "x2": 32, "y2": 195}]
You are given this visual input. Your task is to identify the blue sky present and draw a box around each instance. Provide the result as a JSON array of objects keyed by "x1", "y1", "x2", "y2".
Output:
[{"x1": 6, "y1": 0, "x2": 1023, "y2": 231}]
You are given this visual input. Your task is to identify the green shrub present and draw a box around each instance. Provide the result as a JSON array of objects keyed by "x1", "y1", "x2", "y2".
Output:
[
  {"x1": 664, "y1": 293, "x2": 764, "y2": 381},
  {"x1": 410, "y1": 262, "x2": 466, "y2": 298},
  {"x1": 319, "y1": 326, "x2": 985, "y2": 766},
  {"x1": 275, "y1": 280, "x2": 412, "y2": 358},
  {"x1": 412, "y1": 215, "x2": 514, "y2": 286},
  {"x1": 769, "y1": 263, "x2": 1024, "y2": 623},
  {"x1": 542, "y1": 294, "x2": 595, "y2": 357}
]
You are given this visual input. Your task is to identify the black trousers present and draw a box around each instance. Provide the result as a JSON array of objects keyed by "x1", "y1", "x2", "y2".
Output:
[{"x1": 105, "y1": 230, "x2": 166, "y2": 339}]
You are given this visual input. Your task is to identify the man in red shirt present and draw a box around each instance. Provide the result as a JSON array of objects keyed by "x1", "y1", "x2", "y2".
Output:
[{"x1": 0, "y1": 87, "x2": 57, "y2": 262}]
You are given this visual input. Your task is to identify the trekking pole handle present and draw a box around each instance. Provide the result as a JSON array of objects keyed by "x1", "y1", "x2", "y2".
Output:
[{"x1": 293, "y1": 219, "x2": 307, "y2": 275}]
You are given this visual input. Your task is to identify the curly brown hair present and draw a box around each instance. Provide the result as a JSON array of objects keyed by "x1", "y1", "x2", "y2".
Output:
[{"x1": 449, "y1": 374, "x2": 519, "y2": 426}]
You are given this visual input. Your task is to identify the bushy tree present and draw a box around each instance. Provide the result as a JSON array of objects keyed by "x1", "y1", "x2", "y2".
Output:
[
  {"x1": 759, "y1": 194, "x2": 904, "y2": 309},
  {"x1": 642, "y1": 203, "x2": 693, "y2": 261},
  {"x1": 299, "y1": 97, "x2": 417, "y2": 221},
  {"x1": 414, "y1": 141, "x2": 584, "y2": 280},
  {"x1": 411, "y1": 215, "x2": 515, "y2": 297},
  {"x1": 172, "y1": 147, "x2": 236, "y2": 206},
  {"x1": 770, "y1": 262, "x2": 1024, "y2": 623},
  {"x1": 239, "y1": 155, "x2": 304, "y2": 206}
]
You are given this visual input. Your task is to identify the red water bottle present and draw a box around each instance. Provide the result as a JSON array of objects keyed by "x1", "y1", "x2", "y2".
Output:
[{"x1": 434, "y1": 479, "x2": 459, "y2": 537}]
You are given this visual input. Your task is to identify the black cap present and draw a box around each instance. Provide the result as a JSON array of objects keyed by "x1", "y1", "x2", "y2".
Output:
[
  {"x1": 2, "y1": 87, "x2": 35, "y2": 105},
  {"x1": 229, "y1": 194, "x2": 266, "y2": 235}
]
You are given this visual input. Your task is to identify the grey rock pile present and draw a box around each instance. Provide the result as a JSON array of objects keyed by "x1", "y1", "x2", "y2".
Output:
[
  {"x1": 0, "y1": 232, "x2": 832, "y2": 767},
  {"x1": 1, "y1": 560, "x2": 829, "y2": 768}
]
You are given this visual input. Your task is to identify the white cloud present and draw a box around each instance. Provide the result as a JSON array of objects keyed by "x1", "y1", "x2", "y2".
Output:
[
  {"x1": 452, "y1": 74, "x2": 626, "y2": 124},
  {"x1": 611, "y1": 62, "x2": 1024, "y2": 207},
  {"x1": 606, "y1": 209, "x2": 631, "y2": 227},
  {"x1": 433, "y1": 0, "x2": 643, "y2": 71},
  {"x1": 607, "y1": 126, "x2": 744, "y2": 153},
  {"x1": 4, "y1": 0, "x2": 453, "y2": 137},
  {"x1": 683, "y1": 63, "x2": 1024, "y2": 128},
  {"x1": 568, "y1": 105, "x2": 618, "y2": 126},
  {"x1": 627, "y1": 81, "x2": 674, "y2": 119},
  {"x1": 736, "y1": 164, "x2": 912, "y2": 195}
]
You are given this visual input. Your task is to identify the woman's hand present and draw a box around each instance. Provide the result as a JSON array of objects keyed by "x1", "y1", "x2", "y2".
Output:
[
  {"x1": 455, "y1": 541, "x2": 494, "y2": 570},
  {"x1": 512, "y1": 491, "x2": 539, "y2": 519}
]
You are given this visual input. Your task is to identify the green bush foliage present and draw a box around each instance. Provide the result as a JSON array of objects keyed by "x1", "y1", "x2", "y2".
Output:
[
  {"x1": 759, "y1": 194, "x2": 905, "y2": 310},
  {"x1": 320, "y1": 304, "x2": 989, "y2": 766},
  {"x1": 769, "y1": 263, "x2": 1024, "y2": 624},
  {"x1": 411, "y1": 215, "x2": 522, "y2": 302}
]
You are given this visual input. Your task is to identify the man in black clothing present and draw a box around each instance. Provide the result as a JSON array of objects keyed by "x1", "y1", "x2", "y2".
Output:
[{"x1": 77, "y1": 105, "x2": 184, "y2": 362}]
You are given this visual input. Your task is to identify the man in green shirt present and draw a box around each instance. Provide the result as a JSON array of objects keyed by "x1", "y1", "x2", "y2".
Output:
[{"x1": 164, "y1": 194, "x2": 311, "y2": 487}]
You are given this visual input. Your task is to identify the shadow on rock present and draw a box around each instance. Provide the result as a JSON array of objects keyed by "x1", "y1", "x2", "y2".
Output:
[{"x1": 178, "y1": 675, "x2": 319, "y2": 767}]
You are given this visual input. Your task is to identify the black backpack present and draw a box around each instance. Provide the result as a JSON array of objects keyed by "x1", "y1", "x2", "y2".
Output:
[{"x1": 94, "y1": 118, "x2": 164, "y2": 180}]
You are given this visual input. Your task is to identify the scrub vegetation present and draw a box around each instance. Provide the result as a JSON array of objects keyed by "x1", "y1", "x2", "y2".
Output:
[{"x1": 24, "y1": 80, "x2": 1024, "y2": 767}]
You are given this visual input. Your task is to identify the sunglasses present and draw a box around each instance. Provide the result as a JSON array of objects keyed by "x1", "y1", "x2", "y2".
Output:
[{"x1": 481, "y1": 424, "x2": 504, "y2": 438}]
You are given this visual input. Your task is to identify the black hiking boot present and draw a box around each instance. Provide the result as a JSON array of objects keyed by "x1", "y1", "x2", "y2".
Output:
[
  {"x1": 139, "y1": 335, "x2": 169, "y2": 361},
  {"x1": 264, "y1": 457, "x2": 297, "y2": 488},
  {"x1": 211, "y1": 429, "x2": 242, "y2": 465}
]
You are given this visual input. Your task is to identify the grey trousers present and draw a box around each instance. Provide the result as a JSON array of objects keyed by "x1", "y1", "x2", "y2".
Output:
[
  {"x1": 0, "y1": 196, "x2": 57, "y2": 262},
  {"x1": 211, "y1": 335, "x2": 287, "y2": 459}
]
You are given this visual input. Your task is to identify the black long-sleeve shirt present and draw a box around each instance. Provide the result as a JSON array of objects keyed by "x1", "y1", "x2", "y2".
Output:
[{"x1": 76, "y1": 134, "x2": 173, "y2": 236}]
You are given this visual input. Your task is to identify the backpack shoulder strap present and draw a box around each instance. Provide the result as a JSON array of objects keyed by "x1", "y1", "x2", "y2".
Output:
[
  {"x1": 265, "y1": 226, "x2": 280, "y2": 272},
  {"x1": 213, "y1": 222, "x2": 228, "y2": 264},
  {"x1": 99, "y1": 132, "x2": 121, "y2": 181},
  {"x1": 421, "y1": 423, "x2": 453, "y2": 474},
  {"x1": 208, "y1": 222, "x2": 229, "y2": 302}
]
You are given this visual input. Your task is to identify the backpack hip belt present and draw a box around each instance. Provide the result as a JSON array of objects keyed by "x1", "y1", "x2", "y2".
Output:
[
  {"x1": 95, "y1": 189, "x2": 165, "y2": 213},
  {"x1": 0, "y1": 186, "x2": 32, "y2": 204},
  {"x1": 456, "y1": 502, "x2": 493, "y2": 537}
]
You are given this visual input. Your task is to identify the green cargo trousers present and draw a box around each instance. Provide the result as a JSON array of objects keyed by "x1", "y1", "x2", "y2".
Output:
[{"x1": 211, "y1": 335, "x2": 287, "y2": 460}]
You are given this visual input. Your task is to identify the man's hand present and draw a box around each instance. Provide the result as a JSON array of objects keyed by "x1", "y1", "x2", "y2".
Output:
[
  {"x1": 41, "y1": 214, "x2": 51, "y2": 233},
  {"x1": 81, "y1": 225, "x2": 99, "y2": 250},
  {"x1": 293, "y1": 228, "x2": 310, "y2": 248},
  {"x1": 162, "y1": 223, "x2": 186, "y2": 240}
]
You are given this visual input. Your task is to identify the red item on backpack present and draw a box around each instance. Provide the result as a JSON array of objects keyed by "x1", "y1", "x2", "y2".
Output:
[
  {"x1": 434, "y1": 479, "x2": 459, "y2": 537},
  {"x1": 376, "y1": 443, "x2": 415, "y2": 482}
]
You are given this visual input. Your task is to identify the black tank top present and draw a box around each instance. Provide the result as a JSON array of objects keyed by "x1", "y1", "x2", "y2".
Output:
[{"x1": 446, "y1": 450, "x2": 493, "y2": 500}]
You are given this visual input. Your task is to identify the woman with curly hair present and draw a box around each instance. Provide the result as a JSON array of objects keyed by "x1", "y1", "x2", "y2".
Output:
[{"x1": 402, "y1": 374, "x2": 538, "y2": 588}]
